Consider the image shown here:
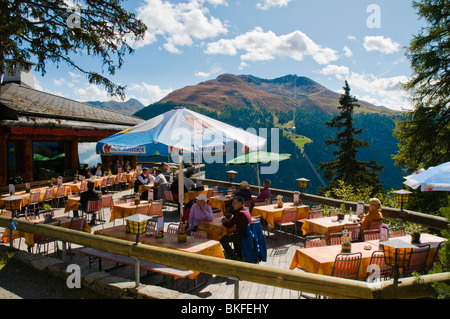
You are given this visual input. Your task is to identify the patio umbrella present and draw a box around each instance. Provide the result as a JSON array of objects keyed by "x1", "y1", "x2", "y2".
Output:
[
  {"x1": 403, "y1": 161, "x2": 450, "y2": 191},
  {"x1": 96, "y1": 107, "x2": 266, "y2": 217},
  {"x1": 226, "y1": 151, "x2": 291, "y2": 192}
]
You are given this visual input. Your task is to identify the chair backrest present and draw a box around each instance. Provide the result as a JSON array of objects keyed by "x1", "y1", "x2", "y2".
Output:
[
  {"x1": 86, "y1": 199, "x2": 102, "y2": 213},
  {"x1": 166, "y1": 223, "x2": 179, "y2": 235},
  {"x1": 43, "y1": 188, "x2": 54, "y2": 200},
  {"x1": 213, "y1": 211, "x2": 223, "y2": 218},
  {"x1": 149, "y1": 200, "x2": 163, "y2": 216},
  {"x1": 254, "y1": 199, "x2": 266, "y2": 207},
  {"x1": 107, "y1": 176, "x2": 113, "y2": 185},
  {"x1": 433, "y1": 242, "x2": 445, "y2": 263},
  {"x1": 121, "y1": 173, "x2": 128, "y2": 182},
  {"x1": 331, "y1": 252, "x2": 362, "y2": 280},
  {"x1": 389, "y1": 226, "x2": 405, "y2": 238},
  {"x1": 404, "y1": 244, "x2": 430, "y2": 275},
  {"x1": 305, "y1": 236, "x2": 327, "y2": 248},
  {"x1": 368, "y1": 250, "x2": 393, "y2": 279},
  {"x1": 101, "y1": 177, "x2": 108, "y2": 186},
  {"x1": 343, "y1": 223, "x2": 361, "y2": 242},
  {"x1": 56, "y1": 186, "x2": 65, "y2": 197},
  {"x1": 80, "y1": 181, "x2": 88, "y2": 192},
  {"x1": 192, "y1": 229, "x2": 208, "y2": 239},
  {"x1": 309, "y1": 210, "x2": 324, "y2": 219},
  {"x1": 135, "y1": 204, "x2": 149, "y2": 215},
  {"x1": 29, "y1": 190, "x2": 41, "y2": 203},
  {"x1": 329, "y1": 232, "x2": 343, "y2": 245},
  {"x1": 363, "y1": 229, "x2": 380, "y2": 241},
  {"x1": 102, "y1": 195, "x2": 113, "y2": 208},
  {"x1": 368, "y1": 221, "x2": 382, "y2": 230},
  {"x1": 164, "y1": 189, "x2": 174, "y2": 201},
  {"x1": 243, "y1": 200, "x2": 253, "y2": 210},
  {"x1": 281, "y1": 208, "x2": 298, "y2": 222},
  {"x1": 69, "y1": 217, "x2": 86, "y2": 231}
]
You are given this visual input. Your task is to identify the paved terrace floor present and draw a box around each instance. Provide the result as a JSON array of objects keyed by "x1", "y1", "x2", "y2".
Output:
[{"x1": 0, "y1": 189, "x2": 312, "y2": 299}]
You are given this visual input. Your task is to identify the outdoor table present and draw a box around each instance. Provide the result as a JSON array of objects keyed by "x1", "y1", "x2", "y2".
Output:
[
  {"x1": 110, "y1": 200, "x2": 152, "y2": 222},
  {"x1": 1, "y1": 215, "x2": 91, "y2": 248},
  {"x1": 289, "y1": 241, "x2": 379, "y2": 279},
  {"x1": 184, "y1": 190, "x2": 208, "y2": 204},
  {"x1": 367, "y1": 233, "x2": 447, "y2": 268},
  {"x1": 1, "y1": 186, "x2": 68, "y2": 207},
  {"x1": 198, "y1": 217, "x2": 236, "y2": 241},
  {"x1": 64, "y1": 196, "x2": 81, "y2": 213},
  {"x1": 137, "y1": 183, "x2": 155, "y2": 193},
  {"x1": 301, "y1": 215, "x2": 357, "y2": 240},
  {"x1": 94, "y1": 225, "x2": 225, "y2": 279},
  {"x1": 64, "y1": 177, "x2": 104, "y2": 193},
  {"x1": 208, "y1": 195, "x2": 257, "y2": 213},
  {"x1": 251, "y1": 203, "x2": 309, "y2": 229}
]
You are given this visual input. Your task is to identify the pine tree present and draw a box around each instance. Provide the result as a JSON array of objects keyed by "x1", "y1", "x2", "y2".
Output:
[{"x1": 318, "y1": 81, "x2": 383, "y2": 195}]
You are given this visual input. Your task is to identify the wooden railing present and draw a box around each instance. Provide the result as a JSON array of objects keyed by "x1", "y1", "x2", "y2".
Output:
[
  {"x1": 203, "y1": 179, "x2": 450, "y2": 231},
  {"x1": 0, "y1": 216, "x2": 449, "y2": 299}
]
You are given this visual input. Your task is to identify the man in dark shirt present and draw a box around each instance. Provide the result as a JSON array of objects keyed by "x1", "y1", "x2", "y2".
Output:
[
  {"x1": 220, "y1": 196, "x2": 252, "y2": 260},
  {"x1": 79, "y1": 181, "x2": 102, "y2": 224}
]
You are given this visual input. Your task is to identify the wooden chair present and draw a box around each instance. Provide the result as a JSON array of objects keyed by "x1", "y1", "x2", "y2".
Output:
[
  {"x1": 166, "y1": 223, "x2": 180, "y2": 235},
  {"x1": 26, "y1": 190, "x2": 41, "y2": 218},
  {"x1": 403, "y1": 244, "x2": 430, "y2": 277},
  {"x1": 331, "y1": 252, "x2": 362, "y2": 280},
  {"x1": 304, "y1": 235, "x2": 327, "y2": 248},
  {"x1": 67, "y1": 217, "x2": 87, "y2": 255},
  {"x1": 100, "y1": 177, "x2": 108, "y2": 193},
  {"x1": 368, "y1": 221, "x2": 382, "y2": 230},
  {"x1": 389, "y1": 226, "x2": 405, "y2": 238},
  {"x1": 84, "y1": 199, "x2": 103, "y2": 225},
  {"x1": 192, "y1": 229, "x2": 208, "y2": 239},
  {"x1": 34, "y1": 220, "x2": 61, "y2": 256},
  {"x1": 41, "y1": 187, "x2": 55, "y2": 207},
  {"x1": 309, "y1": 210, "x2": 324, "y2": 219},
  {"x1": 213, "y1": 210, "x2": 223, "y2": 218},
  {"x1": 343, "y1": 223, "x2": 361, "y2": 242},
  {"x1": 148, "y1": 200, "x2": 163, "y2": 217},
  {"x1": 363, "y1": 229, "x2": 380, "y2": 241},
  {"x1": 101, "y1": 195, "x2": 113, "y2": 222},
  {"x1": 274, "y1": 208, "x2": 298, "y2": 241},
  {"x1": 367, "y1": 250, "x2": 393, "y2": 281},
  {"x1": 135, "y1": 204, "x2": 149, "y2": 215},
  {"x1": 163, "y1": 189, "x2": 178, "y2": 208},
  {"x1": 79, "y1": 181, "x2": 88, "y2": 195},
  {"x1": 328, "y1": 232, "x2": 343, "y2": 245},
  {"x1": 54, "y1": 186, "x2": 66, "y2": 208}
]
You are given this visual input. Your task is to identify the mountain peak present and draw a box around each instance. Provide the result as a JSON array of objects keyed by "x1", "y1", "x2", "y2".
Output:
[{"x1": 158, "y1": 73, "x2": 396, "y2": 115}]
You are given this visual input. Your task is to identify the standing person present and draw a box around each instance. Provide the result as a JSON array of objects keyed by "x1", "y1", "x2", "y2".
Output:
[
  {"x1": 188, "y1": 194, "x2": 213, "y2": 233},
  {"x1": 220, "y1": 196, "x2": 252, "y2": 261},
  {"x1": 79, "y1": 181, "x2": 102, "y2": 224}
]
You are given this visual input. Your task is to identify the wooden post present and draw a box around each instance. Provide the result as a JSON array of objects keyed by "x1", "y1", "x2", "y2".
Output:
[
  {"x1": 0, "y1": 129, "x2": 8, "y2": 185},
  {"x1": 23, "y1": 139, "x2": 33, "y2": 182}
]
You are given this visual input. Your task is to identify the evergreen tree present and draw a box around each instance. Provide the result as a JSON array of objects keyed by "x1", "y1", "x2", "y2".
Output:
[{"x1": 318, "y1": 81, "x2": 383, "y2": 195}]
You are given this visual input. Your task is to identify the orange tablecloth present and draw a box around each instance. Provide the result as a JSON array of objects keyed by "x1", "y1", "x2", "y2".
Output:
[
  {"x1": 198, "y1": 217, "x2": 236, "y2": 241},
  {"x1": 1, "y1": 216, "x2": 91, "y2": 247},
  {"x1": 94, "y1": 225, "x2": 225, "y2": 279},
  {"x1": 208, "y1": 195, "x2": 257, "y2": 213},
  {"x1": 251, "y1": 203, "x2": 309, "y2": 229},
  {"x1": 1, "y1": 186, "x2": 71, "y2": 207},
  {"x1": 301, "y1": 215, "x2": 357, "y2": 239},
  {"x1": 64, "y1": 177, "x2": 106, "y2": 193},
  {"x1": 110, "y1": 200, "x2": 152, "y2": 221},
  {"x1": 289, "y1": 241, "x2": 379, "y2": 279},
  {"x1": 64, "y1": 197, "x2": 81, "y2": 213},
  {"x1": 368, "y1": 233, "x2": 447, "y2": 268},
  {"x1": 184, "y1": 190, "x2": 209, "y2": 204},
  {"x1": 137, "y1": 183, "x2": 156, "y2": 194}
]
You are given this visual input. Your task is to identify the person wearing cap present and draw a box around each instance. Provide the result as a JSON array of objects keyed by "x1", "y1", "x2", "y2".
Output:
[
  {"x1": 188, "y1": 194, "x2": 213, "y2": 233},
  {"x1": 234, "y1": 181, "x2": 253, "y2": 201}
]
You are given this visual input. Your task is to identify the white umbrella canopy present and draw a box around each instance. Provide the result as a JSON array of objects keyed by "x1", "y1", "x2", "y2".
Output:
[
  {"x1": 96, "y1": 107, "x2": 267, "y2": 217},
  {"x1": 403, "y1": 161, "x2": 450, "y2": 191}
]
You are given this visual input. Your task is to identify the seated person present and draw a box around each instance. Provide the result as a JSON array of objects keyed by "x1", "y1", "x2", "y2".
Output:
[
  {"x1": 188, "y1": 194, "x2": 213, "y2": 233},
  {"x1": 360, "y1": 198, "x2": 383, "y2": 233},
  {"x1": 154, "y1": 169, "x2": 168, "y2": 199},
  {"x1": 79, "y1": 164, "x2": 91, "y2": 179},
  {"x1": 184, "y1": 171, "x2": 195, "y2": 191},
  {"x1": 92, "y1": 163, "x2": 104, "y2": 177},
  {"x1": 78, "y1": 181, "x2": 102, "y2": 223},
  {"x1": 256, "y1": 179, "x2": 272, "y2": 202},
  {"x1": 112, "y1": 160, "x2": 124, "y2": 174},
  {"x1": 134, "y1": 168, "x2": 154, "y2": 199},
  {"x1": 220, "y1": 196, "x2": 252, "y2": 261},
  {"x1": 234, "y1": 181, "x2": 253, "y2": 201}
]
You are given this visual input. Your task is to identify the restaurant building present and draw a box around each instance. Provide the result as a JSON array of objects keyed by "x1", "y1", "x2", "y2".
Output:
[{"x1": 0, "y1": 61, "x2": 143, "y2": 186}]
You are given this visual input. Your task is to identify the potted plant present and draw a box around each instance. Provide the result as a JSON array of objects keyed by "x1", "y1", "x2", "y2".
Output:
[
  {"x1": 43, "y1": 204, "x2": 54, "y2": 223},
  {"x1": 277, "y1": 195, "x2": 284, "y2": 208},
  {"x1": 410, "y1": 224, "x2": 421, "y2": 243},
  {"x1": 341, "y1": 229, "x2": 352, "y2": 253},
  {"x1": 134, "y1": 193, "x2": 141, "y2": 206},
  {"x1": 178, "y1": 221, "x2": 187, "y2": 243},
  {"x1": 73, "y1": 171, "x2": 79, "y2": 183}
]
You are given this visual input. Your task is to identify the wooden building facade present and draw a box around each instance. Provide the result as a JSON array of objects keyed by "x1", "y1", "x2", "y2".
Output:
[{"x1": 0, "y1": 62, "x2": 143, "y2": 186}]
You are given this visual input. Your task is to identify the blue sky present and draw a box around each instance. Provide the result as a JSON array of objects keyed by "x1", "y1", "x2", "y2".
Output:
[{"x1": 34, "y1": 0, "x2": 424, "y2": 111}]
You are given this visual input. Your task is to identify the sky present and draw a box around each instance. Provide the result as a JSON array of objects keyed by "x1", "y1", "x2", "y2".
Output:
[{"x1": 33, "y1": 0, "x2": 425, "y2": 111}]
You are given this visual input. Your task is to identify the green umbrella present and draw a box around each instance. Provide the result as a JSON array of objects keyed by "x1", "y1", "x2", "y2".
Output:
[
  {"x1": 226, "y1": 151, "x2": 291, "y2": 191},
  {"x1": 33, "y1": 153, "x2": 50, "y2": 161}
]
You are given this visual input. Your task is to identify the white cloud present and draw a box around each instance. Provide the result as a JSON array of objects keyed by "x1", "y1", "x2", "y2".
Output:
[
  {"x1": 75, "y1": 84, "x2": 114, "y2": 102},
  {"x1": 347, "y1": 35, "x2": 356, "y2": 41},
  {"x1": 127, "y1": 82, "x2": 173, "y2": 106},
  {"x1": 135, "y1": 0, "x2": 228, "y2": 53},
  {"x1": 256, "y1": 0, "x2": 293, "y2": 10},
  {"x1": 363, "y1": 36, "x2": 400, "y2": 54},
  {"x1": 54, "y1": 77, "x2": 75, "y2": 88},
  {"x1": 343, "y1": 46, "x2": 353, "y2": 57},
  {"x1": 319, "y1": 64, "x2": 350, "y2": 80},
  {"x1": 195, "y1": 63, "x2": 223, "y2": 77},
  {"x1": 206, "y1": 27, "x2": 339, "y2": 65}
]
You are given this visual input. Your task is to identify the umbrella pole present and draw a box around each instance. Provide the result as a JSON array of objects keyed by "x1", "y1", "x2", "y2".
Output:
[
  {"x1": 178, "y1": 155, "x2": 184, "y2": 220},
  {"x1": 256, "y1": 164, "x2": 261, "y2": 194}
]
